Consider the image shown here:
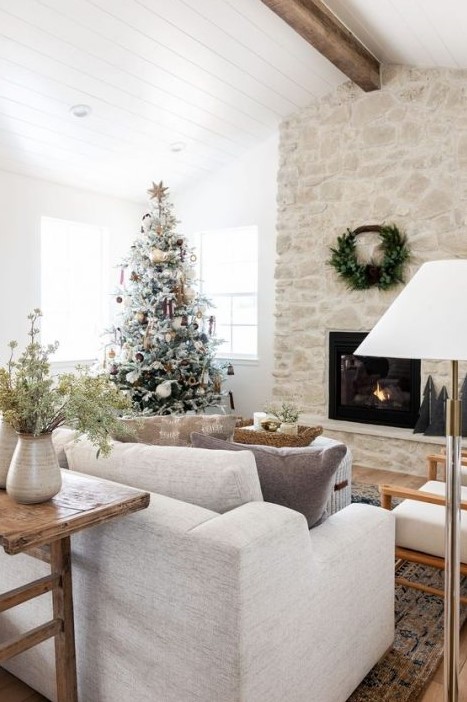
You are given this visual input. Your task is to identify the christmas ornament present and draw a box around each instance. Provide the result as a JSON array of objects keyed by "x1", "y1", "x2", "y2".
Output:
[
  {"x1": 130, "y1": 271, "x2": 140, "y2": 282},
  {"x1": 172, "y1": 317, "x2": 183, "y2": 330},
  {"x1": 141, "y1": 214, "x2": 152, "y2": 231},
  {"x1": 187, "y1": 376, "x2": 197, "y2": 385},
  {"x1": 227, "y1": 364, "x2": 235, "y2": 376},
  {"x1": 143, "y1": 323, "x2": 154, "y2": 350},
  {"x1": 184, "y1": 287, "x2": 195, "y2": 303},
  {"x1": 135, "y1": 352, "x2": 144, "y2": 362},
  {"x1": 162, "y1": 299, "x2": 174, "y2": 318},
  {"x1": 190, "y1": 254, "x2": 197, "y2": 263},
  {"x1": 196, "y1": 387, "x2": 205, "y2": 395},
  {"x1": 173, "y1": 285, "x2": 184, "y2": 305},
  {"x1": 108, "y1": 348, "x2": 116, "y2": 360},
  {"x1": 135, "y1": 311, "x2": 147, "y2": 324},
  {"x1": 116, "y1": 296, "x2": 123, "y2": 304},
  {"x1": 176, "y1": 238, "x2": 184, "y2": 246},
  {"x1": 109, "y1": 364, "x2": 118, "y2": 376},
  {"x1": 155, "y1": 380, "x2": 172, "y2": 399},
  {"x1": 147, "y1": 180, "x2": 169, "y2": 201},
  {"x1": 126, "y1": 370, "x2": 140, "y2": 384},
  {"x1": 208, "y1": 315, "x2": 216, "y2": 336},
  {"x1": 150, "y1": 247, "x2": 168, "y2": 264}
]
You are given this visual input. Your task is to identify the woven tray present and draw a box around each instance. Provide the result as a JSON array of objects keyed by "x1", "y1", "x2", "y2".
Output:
[{"x1": 234, "y1": 422, "x2": 323, "y2": 448}]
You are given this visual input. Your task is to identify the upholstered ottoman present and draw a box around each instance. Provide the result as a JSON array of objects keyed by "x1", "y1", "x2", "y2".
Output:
[{"x1": 391, "y1": 480, "x2": 467, "y2": 561}]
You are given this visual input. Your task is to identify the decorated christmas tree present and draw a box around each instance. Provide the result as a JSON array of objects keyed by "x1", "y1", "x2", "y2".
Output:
[{"x1": 105, "y1": 181, "x2": 224, "y2": 414}]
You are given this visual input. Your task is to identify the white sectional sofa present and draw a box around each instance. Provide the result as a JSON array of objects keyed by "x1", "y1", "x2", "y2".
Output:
[{"x1": 0, "y1": 438, "x2": 395, "y2": 702}]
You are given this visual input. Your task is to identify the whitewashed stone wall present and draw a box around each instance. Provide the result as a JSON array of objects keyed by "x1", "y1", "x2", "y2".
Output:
[{"x1": 274, "y1": 65, "x2": 467, "y2": 474}]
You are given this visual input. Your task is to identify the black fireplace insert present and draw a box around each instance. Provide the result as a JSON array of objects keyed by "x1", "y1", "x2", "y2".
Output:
[{"x1": 328, "y1": 331, "x2": 421, "y2": 429}]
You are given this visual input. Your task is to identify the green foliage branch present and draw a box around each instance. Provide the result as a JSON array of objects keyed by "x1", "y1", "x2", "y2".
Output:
[
  {"x1": 328, "y1": 224, "x2": 410, "y2": 291},
  {"x1": 264, "y1": 399, "x2": 301, "y2": 424},
  {"x1": 0, "y1": 310, "x2": 132, "y2": 455}
]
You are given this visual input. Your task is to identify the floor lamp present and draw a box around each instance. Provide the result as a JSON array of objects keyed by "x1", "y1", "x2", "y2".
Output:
[{"x1": 354, "y1": 259, "x2": 467, "y2": 702}]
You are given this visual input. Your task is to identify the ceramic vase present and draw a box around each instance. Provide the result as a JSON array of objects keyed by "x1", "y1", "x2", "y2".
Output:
[
  {"x1": 0, "y1": 419, "x2": 18, "y2": 488},
  {"x1": 6, "y1": 433, "x2": 62, "y2": 504},
  {"x1": 279, "y1": 422, "x2": 299, "y2": 436}
]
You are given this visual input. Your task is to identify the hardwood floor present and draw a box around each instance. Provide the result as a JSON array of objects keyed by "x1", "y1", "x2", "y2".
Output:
[
  {"x1": 0, "y1": 667, "x2": 46, "y2": 701},
  {"x1": 0, "y1": 465, "x2": 463, "y2": 702}
]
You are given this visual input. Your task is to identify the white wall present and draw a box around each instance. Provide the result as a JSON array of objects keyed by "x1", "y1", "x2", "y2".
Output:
[
  {"x1": 174, "y1": 133, "x2": 279, "y2": 418},
  {"x1": 0, "y1": 169, "x2": 143, "y2": 364}
]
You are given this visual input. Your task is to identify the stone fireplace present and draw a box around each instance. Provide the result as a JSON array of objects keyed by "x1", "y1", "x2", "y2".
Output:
[
  {"x1": 328, "y1": 331, "x2": 421, "y2": 429},
  {"x1": 272, "y1": 65, "x2": 467, "y2": 473}
]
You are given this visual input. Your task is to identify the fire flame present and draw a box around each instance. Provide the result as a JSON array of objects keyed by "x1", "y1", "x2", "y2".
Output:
[{"x1": 373, "y1": 381, "x2": 391, "y2": 402}]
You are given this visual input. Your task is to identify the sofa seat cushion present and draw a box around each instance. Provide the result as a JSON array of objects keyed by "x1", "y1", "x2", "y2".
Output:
[
  {"x1": 113, "y1": 414, "x2": 237, "y2": 446},
  {"x1": 393, "y1": 480, "x2": 467, "y2": 562},
  {"x1": 190, "y1": 433, "x2": 347, "y2": 528},
  {"x1": 64, "y1": 440, "x2": 263, "y2": 514}
]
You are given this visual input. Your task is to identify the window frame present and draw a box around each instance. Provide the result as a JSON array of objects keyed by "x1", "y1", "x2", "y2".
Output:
[
  {"x1": 40, "y1": 216, "x2": 109, "y2": 366},
  {"x1": 195, "y1": 225, "x2": 259, "y2": 361}
]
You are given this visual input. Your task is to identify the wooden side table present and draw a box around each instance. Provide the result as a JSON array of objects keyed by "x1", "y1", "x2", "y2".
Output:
[{"x1": 0, "y1": 470, "x2": 150, "y2": 702}]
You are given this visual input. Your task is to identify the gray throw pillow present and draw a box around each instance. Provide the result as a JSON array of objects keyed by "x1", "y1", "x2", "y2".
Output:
[{"x1": 191, "y1": 432, "x2": 347, "y2": 529}]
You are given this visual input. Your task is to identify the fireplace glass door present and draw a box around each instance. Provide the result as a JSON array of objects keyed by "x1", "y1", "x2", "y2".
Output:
[{"x1": 329, "y1": 331, "x2": 421, "y2": 428}]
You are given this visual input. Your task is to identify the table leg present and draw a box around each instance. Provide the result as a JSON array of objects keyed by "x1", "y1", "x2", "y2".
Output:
[{"x1": 50, "y1": 537, "x2": 78, "y2": 702}]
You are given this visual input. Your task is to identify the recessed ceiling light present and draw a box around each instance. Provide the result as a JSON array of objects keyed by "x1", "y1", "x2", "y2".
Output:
[
  {"x1": 70, "y1": 104, "x2": 92, "y2": 118},
  {"x1": 170, "y1": 141, "x2": 186, "y2": 153}
]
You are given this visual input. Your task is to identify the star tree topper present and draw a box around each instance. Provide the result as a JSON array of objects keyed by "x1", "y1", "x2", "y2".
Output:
[{"x1": 147, "y1": 180, "x2": 169, "y2": 202}]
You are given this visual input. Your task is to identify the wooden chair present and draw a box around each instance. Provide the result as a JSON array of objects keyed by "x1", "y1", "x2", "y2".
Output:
[
  {"x1": 426, "y1": 449, "x2": 467, "y2": 482},
  {"x1": 380, "y1": 481, "x2": 467, "y2": 603}
]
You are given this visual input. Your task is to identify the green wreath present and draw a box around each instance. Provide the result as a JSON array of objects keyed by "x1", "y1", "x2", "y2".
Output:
[{"x1": 328, "y1": 224, "x2": 410, "y2": 291}]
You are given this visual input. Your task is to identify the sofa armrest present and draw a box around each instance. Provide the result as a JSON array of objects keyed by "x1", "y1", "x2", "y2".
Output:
[{"x1": 187, "y1": 501, "x2": 395, "y2": 702}]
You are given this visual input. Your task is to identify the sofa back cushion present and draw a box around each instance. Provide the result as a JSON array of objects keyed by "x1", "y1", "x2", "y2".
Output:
[
  {"x1": 191, "y1": 433, "x2": 347, "y2": 528},
  {"x1": 64, "y1": 440, "x2": 263, "y2": 514},
  {"x1": 51, "y1": 426, "x2": 80, "y2": 469},
  {"x1": 112, "y1": 414, "x2": 237, "y2": 446}
]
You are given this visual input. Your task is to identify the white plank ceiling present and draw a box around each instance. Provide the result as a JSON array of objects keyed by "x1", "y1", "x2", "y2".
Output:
[{"x1": 0, "y1": 0, "x2": 467, "y2": 201}]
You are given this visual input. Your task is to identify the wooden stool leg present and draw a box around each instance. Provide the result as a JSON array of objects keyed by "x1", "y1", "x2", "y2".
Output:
[{"x1": 50, "y1": 538, "x2": 78, "y2": 702}]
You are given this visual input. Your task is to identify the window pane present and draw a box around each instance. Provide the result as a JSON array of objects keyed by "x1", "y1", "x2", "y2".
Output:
[
  {"x1": 232, "y1": 326, "x2": 257, "y2": 356},
  {"x1": 232, "y1": 296, "x2": 257, "y2": 325},
  {"x1": 197, "y1": 225, "x2": 258, "y2": 359},
  {"x1": 41, "y1": 217, "x2": 108, "y2": 362},
  {"x1": 216, "y1": 325, "x2": 232, "y2": 354},
  {"x1": 208, "y1": 296, "x2": 231, "y2": 324}
]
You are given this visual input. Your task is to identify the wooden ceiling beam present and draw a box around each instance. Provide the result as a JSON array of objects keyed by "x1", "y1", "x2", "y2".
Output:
[{"x1": 260, "y1": 0, "x2": 381, "y2": 92}]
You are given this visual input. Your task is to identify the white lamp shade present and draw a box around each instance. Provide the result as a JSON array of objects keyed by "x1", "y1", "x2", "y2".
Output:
[{"x1": 354, "y1": 260, "x2": 467, "y2": 361}]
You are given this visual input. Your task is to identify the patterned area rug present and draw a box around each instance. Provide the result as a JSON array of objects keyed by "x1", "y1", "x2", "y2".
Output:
[
  {"x1": 351, "y1": 480, "x2": 402, "y2": 508},
  {"x1": 349, "y1": 481, "x2": 467, "y2": 701}
]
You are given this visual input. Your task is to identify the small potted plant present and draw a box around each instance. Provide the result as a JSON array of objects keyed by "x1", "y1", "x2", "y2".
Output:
[
  {"x1": 263, "y1": 399, "x2": 301, "y2": 436},
  {"x1": 0, "y1": 310, "x2": 132, "y2": 504}
]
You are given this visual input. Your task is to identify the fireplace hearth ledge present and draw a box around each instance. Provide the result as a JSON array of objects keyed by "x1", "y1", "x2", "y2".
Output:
[
  {"x1": 300, "y1": 413, "x2": 467, "y2": 475},
  {"x1": 300, "y1": 413, "x2": 463, "y2": 475},
  {"x1": 300, "y1": 414, "x2": 453, "y2": 445}
]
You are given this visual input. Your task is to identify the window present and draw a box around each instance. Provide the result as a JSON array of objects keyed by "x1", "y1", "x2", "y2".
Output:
[
  {"x1": 40, "y1": 217, "x2": 109, "y2": 363},
  {"x1": 197, "y1": 226, "x2": 258, "y2": 359}
]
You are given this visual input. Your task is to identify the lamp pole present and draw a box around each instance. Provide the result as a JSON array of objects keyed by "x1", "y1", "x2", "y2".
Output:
[{"x1": 444, "y1": 359, "x2": 461, "y2": 702}]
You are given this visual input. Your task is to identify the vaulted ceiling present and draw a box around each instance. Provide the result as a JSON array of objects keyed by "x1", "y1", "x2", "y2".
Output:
[{"x1": 0, "y1": 0, "x2": 466, "y2": 201}]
